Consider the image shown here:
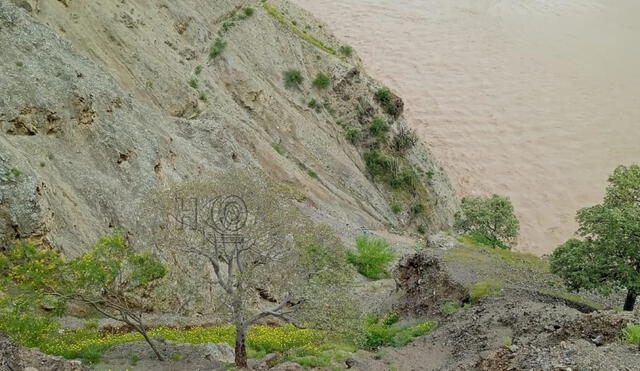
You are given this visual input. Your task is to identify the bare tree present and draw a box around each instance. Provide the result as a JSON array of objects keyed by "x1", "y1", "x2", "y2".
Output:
[{"x1": 152, "y1": 171, "x2": 360, "y2": 367}]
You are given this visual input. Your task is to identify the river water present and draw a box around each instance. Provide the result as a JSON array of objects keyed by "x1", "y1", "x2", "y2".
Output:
[{"x1": 293, "y1": 0, "x2": 640, "y2": 254}]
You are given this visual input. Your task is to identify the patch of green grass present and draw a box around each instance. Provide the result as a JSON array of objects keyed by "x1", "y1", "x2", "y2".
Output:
[
  {"x1": 346, "y1": 235, "x2": 396, "y2": 280},
  {"x1": 243, "y1": 7, "x2": 255, "y2": 17},
  {"x1": 364, "y1": 314, "x2": 436, "y2": 349},
  {"x1": 307, "y1": 169, "x2": 318, "y2": 179},
  {"x1": 194, "y1": 65, "x2": 202, "y2": 75},
  {"x1": 312, "y1": 73, "x2": 331, "y2": 89},
  {"x1": 417, "y1": 224, "x2": 427, "y2": 235},
  {"x1": 339, "y1": 45, "x2": 353, "y2": 57},
  {"x1": 456, "y1": 235, "x2": 549, "y2": 273},
  {"x1": 469, "y1": 280, "x2": 503, "y2": 304},
  {"x1": 623, "y1": 324, "x2": 640, "y2": 345},
  {"x1": 541, "y1": 290, "x2": 604, "y2": 311},
  {"x1": 199, "y1": 92, "x2": 208, "y2": 102},
  {"x1": 284, "y1": 69, "x2": 304, "y2": 89},
  {"x1": 189, "y1": 78, "x2": 198, "y2": 89},
  {"x1": 271, "y1": 143, "x2": 286, "y2": 156},
  {"x1": 170, "y1": 352, "x2": 184, "y2": 361},
  {"x1": 209, "y1": 38, "x2": 227, "y2": 59},
  {"x1": 503, "y1": 337, "x2": 513, "y2": 348},
  {"x1": 263, "y1": 2, "x2": 336, "y2": 55}
]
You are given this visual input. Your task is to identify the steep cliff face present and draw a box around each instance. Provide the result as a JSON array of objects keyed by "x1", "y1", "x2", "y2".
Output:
[{"x1": 0, "y1": 0, "x2": 457, "y2": 255}]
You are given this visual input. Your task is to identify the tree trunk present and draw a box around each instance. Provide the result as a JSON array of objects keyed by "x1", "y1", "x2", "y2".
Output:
[
  {"x1": 235, "y1": 324, "x2": 248, "y2": 368},
  {"x1": 136, "y1": 325, "x2": 165, "y2": 361},
  {"x1": 624, "y1": 289, "x2": 637, "y2": 311}
]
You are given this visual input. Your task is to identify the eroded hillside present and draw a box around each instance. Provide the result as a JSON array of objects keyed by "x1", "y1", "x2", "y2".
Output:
[{"x1": 0, "y1": 0, "x2": 457, "y2": 255}]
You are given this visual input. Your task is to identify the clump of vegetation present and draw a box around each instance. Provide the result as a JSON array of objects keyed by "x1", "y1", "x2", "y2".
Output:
[
  {"x1": 1, "y1": 167, "x2": 22, "y2": 182},
  {"x1": 374, "y1": 87, "x2": 401, "y2": 117},
  {"x1": 391, "y1": 202, "x2": 402, "y2": 214},
  {"x1": 623, "y1": 324, "x2": 640, "y2": 345},
  {"x1": 271, "y1": 142, "x2": 286, "y2": 155},
  {"x1": 503, "y1": 337, "x2": 513, "y2": 348},
  {"x1": 364, "y1": 151, "x2": 417, "y2": 191},
  {"x1": 209, "y1": 38, "x2": 227, "y2": 59},
  {"x1": 194, "y1": 65, "x2": 202, "y2": 75},
  {"x1": 364, "y1": 314, "x2": 436, "y2": 348},
  {"x1": 393, "y1": 127, "x2": 418, "y2": 153},
  {"x1": 417, "y1": 224, "x2": 427, "y2": 235},
  {"x1": 284, "y1": 69, "x2": 304, "y2": 89},
  {"x1": 308, "y1": 98, "x2": 322, "y2": 113},
  {"x1": 198, "y1": 92, "x2": 207, "y2": 102},
  {"x1": 469, "y1": 280, "x2": 503, "y2": 304},
  {"x1": 369, "y1": 116, "x2": 389, "y2": 137},
  {"x1": 346, "y1": 235, "x2": 396, "y2": 280},
  {"x1": 189, "y1": 78, "x2": 198, "y2": 89},
  {"x1": 312, "y1": 73, "x2": 331, "y2": 89},
  {"x1": 550, "y1": 164, "x2": 640, "y2": 311},
  {"x1": 345, "y1": 128, "x2": 361, "y2": 145},
  {"x1": 339, "y1": 45, "x2": 353, "y2": 57},
  {"x1": 243, "y1": 7, "x2": 255, "y2": 18},
  {"x1": 441, "y1": 301, "x2": 469, "y2": 316},
  {"x1": 454, "y1": 194, "x2": 520, "y2": 249},
  {"x1": 307, "y1": 169, "x2": 318, "y2": 179}
]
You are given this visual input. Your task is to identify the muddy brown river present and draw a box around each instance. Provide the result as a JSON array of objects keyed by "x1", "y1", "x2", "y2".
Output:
[{"x1": 294, "y1": 0, "x2": 640, "y2": 254}]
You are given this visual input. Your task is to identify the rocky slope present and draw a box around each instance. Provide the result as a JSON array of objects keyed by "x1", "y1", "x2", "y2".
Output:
[{"x1": 0, "y1": 0, "x2": 457, "y2": 257}]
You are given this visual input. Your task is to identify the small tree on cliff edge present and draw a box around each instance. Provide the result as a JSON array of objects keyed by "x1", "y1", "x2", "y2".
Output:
[
  {"x1": 0, "y1": 231, "x2": 168, "y2": 360},
  {"x1": 551, "y1": 164, "x2": 640, "y2": 311},
  {"x1": 454, "y1": 194, "x2": 520, "y2": 249},
  {"x1": 154, "y1": 171, "x2": 362, "y2": 368}
]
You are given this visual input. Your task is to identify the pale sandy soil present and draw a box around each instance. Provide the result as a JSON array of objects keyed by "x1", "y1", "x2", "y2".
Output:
[{"x1": 293, "y1": 0, "x2": 640, "y2": 254}]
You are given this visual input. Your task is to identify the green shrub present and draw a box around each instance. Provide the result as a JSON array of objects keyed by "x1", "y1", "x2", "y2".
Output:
[
  {"x1": 393, "y1": 127, "x2": 418, "y2": 152},
  {"x1": 345, "y1": 128, "x2": 361, "y2": 145},
  {"x1": 313, "y1": 73, "x2": 331, "y2": 89},
  {"x1": 244, "y1": 7, "x2": 255, "y2": 17},
  {"x1": 194, "y1": 65, "x2": 202, "y2": 75},
  {"x1": 417, "y1": 224, "x2": 426, "y2": 235},
  {"x1": 199, "y1": 92, "x2": 207, "y2": 102},
  {"x1": 374, "y1": 87, "x2": 401, "y2": 117},
  {"x1": 623, "y1": 324, "x2": 640, "y2": 345},
  {"x1": 369, "y1": 116, "x2": 389, "y2": 137},
  {"x1": 209, "y1": 38, "x2": 227, "y2": 59},
  {"x1": 189, "y1": 78, "x2": 198, "y2": 89},
  {"x1": 307, "y1": 170, "x2": 318, "y2": 179},
  {"x1": 346, "y1": 235, "x2": 396, "y2": 279},
  {"x1": 284, "y1": 69, "x2": 304, "y2": 89},
  {"x1": 339, "y1": 45, "x2": 353, "y2": 57}
]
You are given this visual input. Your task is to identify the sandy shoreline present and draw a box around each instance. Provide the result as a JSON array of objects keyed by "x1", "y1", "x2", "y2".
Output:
[{"x1": 293, "y1": 0, "x2": 640, "y2": 254}]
